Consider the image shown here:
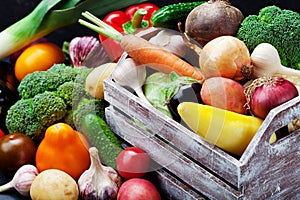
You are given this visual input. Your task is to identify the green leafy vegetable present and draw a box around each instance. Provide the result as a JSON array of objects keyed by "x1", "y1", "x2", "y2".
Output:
[
  {"x1": 0, "y1": 0, "x2": 147, "y2": 59},
  {"x1": 144, "y1": 72, "x2": 197, "y2": 117}
]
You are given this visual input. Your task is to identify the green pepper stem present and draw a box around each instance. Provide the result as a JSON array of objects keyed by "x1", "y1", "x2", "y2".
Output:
[{"x1": 131, "y1": 9, "x2": 147, "y2": 29}]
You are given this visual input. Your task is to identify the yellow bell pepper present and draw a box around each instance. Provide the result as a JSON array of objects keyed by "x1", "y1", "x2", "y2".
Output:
[{"x1": 177, "y1": 102, "x2": 263, "y2": 156}]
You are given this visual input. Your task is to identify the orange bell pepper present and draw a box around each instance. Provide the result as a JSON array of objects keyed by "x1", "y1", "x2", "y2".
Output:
[{"x1": 35, "y1": 123, "x2": 90, "y2": 180}]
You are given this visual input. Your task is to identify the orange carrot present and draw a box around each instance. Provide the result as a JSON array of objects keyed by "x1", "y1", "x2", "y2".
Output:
[
  {"x1": 79, "y1": 11, "x2": 204, "y2": 82},
  {"x1": 120, "y1": 34, "x2": 204, "y2": 81}
]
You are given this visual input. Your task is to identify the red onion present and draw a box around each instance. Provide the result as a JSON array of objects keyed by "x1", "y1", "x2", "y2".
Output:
[{"x1": 245, "y1": 76, "x2": 299, "y2": 119}]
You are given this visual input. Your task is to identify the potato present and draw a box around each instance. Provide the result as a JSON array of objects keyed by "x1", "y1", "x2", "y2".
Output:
[
  {"x1": 30, "y1": 169, "x2": 79, "y2": 200},
  {"x1": 85, "y1": 62, "x2": 116, "y2": 99}
]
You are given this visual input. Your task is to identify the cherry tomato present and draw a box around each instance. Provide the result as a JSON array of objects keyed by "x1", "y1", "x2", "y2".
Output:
[
  {"x1": 14, "y1": 42, "x2": 65, "y2": 82},
  {"x1": 0, "y1": 133, "x2": 36, "y2": 176},
  {"x1": 116, "y1": 147, "x2": 150, "y2": 179}
]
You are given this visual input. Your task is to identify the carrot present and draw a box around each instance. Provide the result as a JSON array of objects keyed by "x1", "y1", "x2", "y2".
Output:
[{"x1": 79, "y1": 11, "x2": 204, "y2": 82}]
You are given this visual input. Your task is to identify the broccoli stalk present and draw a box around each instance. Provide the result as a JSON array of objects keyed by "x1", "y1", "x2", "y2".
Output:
[{"x1": 236, "y1": 5, "x2": 300, "y2": 69}]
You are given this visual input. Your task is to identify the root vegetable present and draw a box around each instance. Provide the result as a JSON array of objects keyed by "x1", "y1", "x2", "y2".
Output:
[
  {"x1": 199, "y1": 35, "x2": 252, "y2": 81},
  {"x1": 85, "y1": 62, "x2": 116, "y2": 99},
  {"x1": 78, "y1": 147, "x2": 121, "y2": 200},
  {"x1": 30, "y1": 169, "x2": 79, "y2": 200},
  {"x1": 250, "y1": 43, "x2": 300, "y2": 89},
  {"x1": 0, "y1": 164, "x2": 38, "y2": 196},
  {"x1": 185, "y1": 0, "x2": 244, "y2": 47},
  {"x1": 245, "y1": 76, "x2": 299, "y2": 119},
  {"x1": 200, "y1": 77, "x2": 247, "y2": 114},
  {"x1": 79, "y1": 12, "x2": 204, "y2": 82}
]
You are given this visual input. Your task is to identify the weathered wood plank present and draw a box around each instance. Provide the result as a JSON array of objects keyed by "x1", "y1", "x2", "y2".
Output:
[
  {"x1": 149, "y1": 169, "x2": 205, "y2": 200},
  {"x1": 239, "y1": 97, "x2": 300, "y2": 198},
  {"x1": 104, "y1": 77, "x2": 241, "y2": 187},
  {"x1": 105, "y1": 106, "x2": 243, "y2": 199}
]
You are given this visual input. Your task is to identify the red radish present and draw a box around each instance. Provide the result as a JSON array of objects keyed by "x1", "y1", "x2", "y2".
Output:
[
  {"x1": 117, "y1": 178, "x2": 161, "y2": 200},
  {"x1": 200, "y1": 77, "x2": 247, "y2": 114}
]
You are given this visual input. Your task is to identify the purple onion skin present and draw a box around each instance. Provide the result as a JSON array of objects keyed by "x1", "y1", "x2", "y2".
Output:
[{"x1": 250, "y1": 77, "x2": 299, "y2": 119}]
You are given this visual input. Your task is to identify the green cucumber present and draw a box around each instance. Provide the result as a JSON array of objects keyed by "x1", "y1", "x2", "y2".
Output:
[
  {"x1": 80, "y1": 113, "x2": 123, "y2": 169},
  {"x1": 150, "y1": 1, "x2": 206, "y2": 30}
]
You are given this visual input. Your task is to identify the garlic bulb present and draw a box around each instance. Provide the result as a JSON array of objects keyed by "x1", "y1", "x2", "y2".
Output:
[
  {"x1": 78, "y1": 147, "x2": 122, "y2": 200},
  {"x1": 112, "y1": 57, "x2": 152, "y2": 106},
  {"x1": 149, "y1": 29, "x2": 187, "y2": 58},
  {"x1": 68, "y1": 36, "x2": 110, "y2": 68},
  {"x1": 0, "y1": 164, "x2": 39, "y2": 196}
]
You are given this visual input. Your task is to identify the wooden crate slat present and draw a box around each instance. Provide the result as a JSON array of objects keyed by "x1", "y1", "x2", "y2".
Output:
[
  {"x1": 104, "y1": 77, "x2": 241, "y2": 187},
  {"x1": 105, "y1": 106, "x2": 243, "y2": 199}
]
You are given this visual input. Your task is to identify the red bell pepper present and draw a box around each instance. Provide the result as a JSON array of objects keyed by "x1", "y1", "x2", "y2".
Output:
[{"x1": 99, "y1": 3, "x2": 159, "y2": 61}]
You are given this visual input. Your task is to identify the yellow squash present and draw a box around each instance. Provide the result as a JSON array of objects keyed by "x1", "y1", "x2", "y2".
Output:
[{"x1": 177, "y1": 102, "x2": 263, "y2": 156}]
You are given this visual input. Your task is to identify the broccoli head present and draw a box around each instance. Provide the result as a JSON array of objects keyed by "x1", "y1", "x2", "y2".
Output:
[
  {"x1": 32, "y1": 91, "x2": 67, "y2": 126},
  {"x1": 56, "y1": 81, "x2": 89, "y2": 109},
  {"x1": 5, "y1": 91, "x2": 67, "y2": 142},
  {"x1": 17, "y1": 71, "x2": 61, "y2": 99},
  {"x1": 17, "y1": 64, "x2": 87, "y2": 99},
  {"x1": 47, "y1": 63, "x2": 78, "y2": 81},
  {"x1": 236, "y1": 5, "x2": 300, "y2": 69}
]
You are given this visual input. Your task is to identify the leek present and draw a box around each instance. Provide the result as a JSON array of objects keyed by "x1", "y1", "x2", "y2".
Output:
[{"x1": 0, "y1": 0, "x2": 147, "y2": 60}]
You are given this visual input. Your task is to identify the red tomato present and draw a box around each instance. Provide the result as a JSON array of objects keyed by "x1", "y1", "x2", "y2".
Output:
[{"x1": 116, "y1": 147, "x2": 150, "y2": 179}]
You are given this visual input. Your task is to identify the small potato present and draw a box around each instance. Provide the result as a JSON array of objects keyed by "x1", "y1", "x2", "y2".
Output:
[
  {"x1": 30, "y1": 169, "x2": 79, "y2": 200},
  {"x1": 85, "y1": 62, "x2": 116, "y2": 99}
]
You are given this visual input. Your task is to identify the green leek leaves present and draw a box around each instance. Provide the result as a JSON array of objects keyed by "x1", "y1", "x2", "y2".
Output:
[{"x1": 0, "y1": 0, "x2": 147, "y2": 59}]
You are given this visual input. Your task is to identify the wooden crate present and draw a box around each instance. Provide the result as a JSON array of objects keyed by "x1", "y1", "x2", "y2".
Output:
[{"x1": 103, "y1": 29, "x2": 300, "y2": 199}]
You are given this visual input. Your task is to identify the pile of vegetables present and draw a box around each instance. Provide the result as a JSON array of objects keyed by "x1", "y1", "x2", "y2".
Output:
[
  {"x1": 78, "y1": 0, "x2": 300, "y2": 157},
  {"x1": 0, "y1": 0, "x2": 299, "y2": 199}
]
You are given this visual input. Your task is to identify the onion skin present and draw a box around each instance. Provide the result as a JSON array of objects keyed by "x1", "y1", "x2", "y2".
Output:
[
  {"x1": 185, "y1": 0, "x2": 244, "y2": 47},
  {"x1": 199, "y1": 36, "x2": 251, "y2": 81},
  {"x1": 245, "y1": 77, "x2": 299, "y2": 119}
]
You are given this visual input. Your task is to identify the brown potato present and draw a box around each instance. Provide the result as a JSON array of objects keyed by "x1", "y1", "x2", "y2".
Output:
[{"x1": 85, "y1": 63, "x2": 116, "y2": 99}]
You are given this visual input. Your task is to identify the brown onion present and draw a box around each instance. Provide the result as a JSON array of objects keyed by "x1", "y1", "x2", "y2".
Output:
[
  {"x1": 185, "y1": 0, "x2": 244, "y2": 47},
  {"x1": 199, "y1": 35, "x2": 252, "y2": 81},
  {"x1": 245, "y1": 76, "x2": 299, "y2": 119}
]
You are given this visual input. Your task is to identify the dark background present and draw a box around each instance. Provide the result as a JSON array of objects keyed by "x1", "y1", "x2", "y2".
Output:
[
  {"x1": 1, "y1": 0, "x2": 299, "y2": 47},
  {"x1": 0, "y1": 0, "x2": 299, "y2": 199}
]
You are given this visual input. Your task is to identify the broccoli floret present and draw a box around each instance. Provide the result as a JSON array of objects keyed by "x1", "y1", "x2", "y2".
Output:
[
  {"x1": 56, "y1": 81, "x2": 89, "y2": 109},
  {"x1": 47, "y1": 63, "x2": 78, "y2": 81},
  {"x1": 17, "y1": 71, "x2": 61, "y2": 99},
  {"x1": 73, "y1": 66, "x2": 93, "y2": 85},
  {"x1": 72, "y1": 98, "x2": 106, "y2": 131},
  {"x1": 236, "y1": 5, "x2": 300, "y2": 69},
  {"x1": 5, "y1": 91, "x2": 67, "y2": 142},
  {"x1": 17, "y1": 64, "x2": 92, "y2": 99},
  {"x1": 32, "y1": 91, "x2": 67, "y2": 126}
]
